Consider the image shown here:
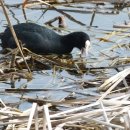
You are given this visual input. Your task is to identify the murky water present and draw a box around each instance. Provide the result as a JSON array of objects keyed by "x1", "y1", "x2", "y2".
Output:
[{"x1": 0, "y1": 1, "x2": 130, "y2": 110}]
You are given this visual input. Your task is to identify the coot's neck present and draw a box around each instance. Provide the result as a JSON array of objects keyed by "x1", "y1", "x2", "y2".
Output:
[{"x1": 61, "y1": 32, "x2": 82, "y2": 51}]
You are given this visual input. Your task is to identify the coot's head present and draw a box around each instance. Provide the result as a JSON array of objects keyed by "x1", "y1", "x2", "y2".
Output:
[
  {"x1": 63, "y1": 32, "x2": 90, "y2": 57},
  {"x1": 77, "y1": 32, "x2": 90, "y2": 57}
]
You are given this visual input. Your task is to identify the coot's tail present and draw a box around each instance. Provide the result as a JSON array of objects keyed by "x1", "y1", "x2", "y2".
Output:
[{"x1": 0, "y1": 32, "x2": 3, "y2": 39}]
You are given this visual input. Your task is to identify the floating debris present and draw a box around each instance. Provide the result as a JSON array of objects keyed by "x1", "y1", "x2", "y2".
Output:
[{"x1": 113, "y1": 21, "x2": 130, "y2": 28}]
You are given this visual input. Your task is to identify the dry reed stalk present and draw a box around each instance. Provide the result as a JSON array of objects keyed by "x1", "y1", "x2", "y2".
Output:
[
  {"x1": 50, "y1": 102, "x2": 99, "y2": 118},
  {"x1": 90, "y1": 5, "x2": 97, "y2": 26},
  {"x1": 43, "y1": 105, "x2": 52, "y2": 130},
  {"x1": 0, "y1": 99, "x2": 6, "y2": 107},
  {"x1": 102, "y1": 99, "x2": 130, "y2": 106},
  {"x1": 0, "y1": 0, "x2": 31, "y2": 73},
  {"x1": 23, "y1": 0, "x2": 42, "y2": 8},
  {"x1": 5, "y1": 83, "x2": 80, "y2": 93},
  {"x1": 50, "y1": 105, "x2": 126, "y2": 128},
  {"x1": 82, "y1": 117, "x2": 124, "y2": 129},
  {"x1": 108, "y1": 93, "x2": 130, "y2": 101},
  {"x1": 98, "y1": 68, "x2": 130, "y2": 91},
  {"x1": 1, "y1": 97, "x2": 130, "y2": 129},
  {"x1": 0, "y1": 110, "x2": 21, "y2": 116},
  {"x1": 22, "y1": 0, "x2": 85, "y2": 25},
  {"x1": 42, "y1": 111, "x2": 47, "y2": 130},
  {"x1": 95, "y1": 28, "x2": 129, "y2": 54},
  {"x1": 27, "y1": 103, "x2": 38, "y2": 130},
  {"x1": 100, "y1": 101, "x2": 112, "y2": 130},
  {"x1": 55, "y1": 123, "x2": 66, "y2": 130},
  {"x1": 1, "y1": 120, "x2": 27, "y2": 125}
]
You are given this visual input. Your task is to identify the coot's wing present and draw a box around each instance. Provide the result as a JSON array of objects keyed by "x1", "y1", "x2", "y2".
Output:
[
  {"x1": 1, "y1": 30, "x2": 50, "y2": 54},
  {"x1": 20, "y1": 31, "x2": 66, "y2": 54},
  {"x1": 16, "y1": 31, "x2": 52, "y2": 54},
  {"x1": 20, "y1": 31, "x2": 65, "y2": 54},
  {"x1": 1, "y1": 23, "x2": 63, "y2": 54}
]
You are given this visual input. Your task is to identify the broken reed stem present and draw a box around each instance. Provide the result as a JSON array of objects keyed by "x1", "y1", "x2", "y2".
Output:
[
  {"x1": 82, "y1": 117, "x2": 124, "y2": 129},
  {"x1": 22, "y1": 7, "x2": 27, "y2": 21},
  {"x1": 22, "y1": 0, "x2": 28, "y2": 21},
  {"x1": 35, "y1": 0, "x2": 85, "y2": 26},
  {"x1": 43, "y1": 105, "x2": 52, "y2": 130},
  {"x1": 27, "y1": 103, "x2": 38, "y2": 130},
  {"x1": 0, "y1": 0, "x2": 31, "y2": 73},
  {"x1": 98, "y1": 68, "x2": 130, "y2": 101},
  {"x1": 100, "y1": 101, "x2": 112, "y2": 130},
  {"x1": 90, "y1": 6, "x2": 97, "y2": 26}
]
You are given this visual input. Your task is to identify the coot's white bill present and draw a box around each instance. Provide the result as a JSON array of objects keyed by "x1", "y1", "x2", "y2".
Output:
[{"x1": 81, "y1": 40, "x2": 91, "y2": 57}]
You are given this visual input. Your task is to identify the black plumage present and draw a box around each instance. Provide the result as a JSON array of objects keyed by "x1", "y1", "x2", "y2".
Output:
[{"x1": 1, "y1": 23, "x2": 90, "y2": 55}]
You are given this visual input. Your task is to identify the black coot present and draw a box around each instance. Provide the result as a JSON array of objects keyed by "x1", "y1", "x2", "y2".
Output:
[{"x1": 1, "y1": 23, "x2": 90, "y2": 55}]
